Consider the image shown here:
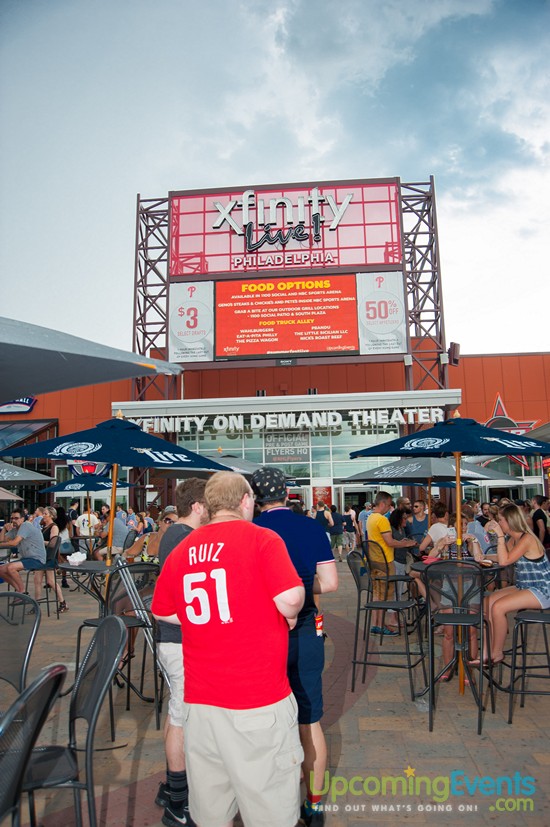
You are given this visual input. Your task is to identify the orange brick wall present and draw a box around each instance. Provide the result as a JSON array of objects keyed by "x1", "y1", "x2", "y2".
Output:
[
  {"x1": 183, "y1": 360, "x2": 407, "y2": 398},
  {"x1": 4, "y1": 353, "x2": 550, "y2": 437},
  {"x1": 449, "y1": 354, "x2": 550, "y2": 428}
]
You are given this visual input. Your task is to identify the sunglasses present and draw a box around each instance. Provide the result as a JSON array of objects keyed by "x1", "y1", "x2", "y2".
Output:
[{"x1": 163, "y1": 517, "x2": 176, "y2": 524}]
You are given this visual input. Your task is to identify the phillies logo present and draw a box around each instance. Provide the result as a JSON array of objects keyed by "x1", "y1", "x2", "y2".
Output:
[{"x1": 187, "y1": 285, "x2": 197, "y2": 298}]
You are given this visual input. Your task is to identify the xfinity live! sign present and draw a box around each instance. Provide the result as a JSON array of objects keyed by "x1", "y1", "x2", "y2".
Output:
[
  {"x1": 212, "y1": 187, "x2": 352, "y2": 261},
  {"x1": 169, "y1": 179, "x2": 402, "y2": 277}
]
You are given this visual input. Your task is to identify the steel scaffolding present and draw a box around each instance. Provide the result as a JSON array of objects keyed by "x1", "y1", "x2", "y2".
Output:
[
  {"x1": 132, "y1": 179, "x2": 448, "y2": 401},
  {"x1": 401, "y1": 177, "x2": 448, "y2": 391}
]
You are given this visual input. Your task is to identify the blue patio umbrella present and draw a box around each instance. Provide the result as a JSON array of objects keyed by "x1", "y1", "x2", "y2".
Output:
[
  {"x1": 350, "y1": 417, "x2": 550, "y2": 547},
  {"x1": 39, "y1": 475, "x2": 136, "y2": 549},
  {"x1": 350, "y1": 418, "x2": 550, "y2": 461},
  {"x1": 5, "y1": 417, "x2": 228, "y2": 560},
  {"x1": 4, "y1": 417, "x2": 227, "y2": 472},
  {"x1": 39, "y1": 475, "x2": 135, "y2": 494}
]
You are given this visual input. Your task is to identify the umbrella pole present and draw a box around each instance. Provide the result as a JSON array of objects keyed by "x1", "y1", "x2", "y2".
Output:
[
  {"x1": 453, "y1": 451, "x2": 465, "y2": 694},
  {"x1": 454, "y1": 452, "x2": 463, "y2": 558},
  {"x1": 86, "y1": 493, "x2": 92, "y2": 555},
  {"x1": 427, "y1": 479, "x2": 432, "y2": 526},
  {"x1": 106, "y1": 464, "x2": 119, "y2": 567}
]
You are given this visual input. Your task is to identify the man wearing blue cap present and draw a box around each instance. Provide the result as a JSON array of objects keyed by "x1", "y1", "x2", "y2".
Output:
[{"x1": 252, "y1": 467, "x2": 338, "y2": 827}]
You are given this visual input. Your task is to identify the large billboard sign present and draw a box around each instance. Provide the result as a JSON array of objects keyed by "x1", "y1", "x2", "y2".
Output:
[
  {"x1": 167, "y1": 178, "x2": 407, "y2": 366},
  {"x1": 169, "y1": 179, "x2": 402, "y2": 277},
  {"x1": 169, "y1": 272, "x2": 407, "y2": 363}
]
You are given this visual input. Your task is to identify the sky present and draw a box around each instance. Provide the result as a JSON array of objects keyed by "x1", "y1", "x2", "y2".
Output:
[{"x1": 1, "y1": 0, "x2": 549, "y2": 358}]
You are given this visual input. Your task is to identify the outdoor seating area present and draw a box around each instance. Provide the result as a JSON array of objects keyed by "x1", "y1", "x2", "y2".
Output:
[{"x1": 1, "y1": 557, "x2": 550, "y2": 826}]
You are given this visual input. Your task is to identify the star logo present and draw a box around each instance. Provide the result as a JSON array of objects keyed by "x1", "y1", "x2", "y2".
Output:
[
  {"x1": 404, "y1": 766, "x2": 416, "y2": 778},
  {"x1": 485, "y1": 393, "x2": 539, "y2": 436},
  {"x1": 484, "y1": 393, "x2": 540, "y2": 470}
]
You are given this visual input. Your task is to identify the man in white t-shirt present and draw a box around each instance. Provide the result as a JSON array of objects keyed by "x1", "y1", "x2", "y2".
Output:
[{"x1": 75, "y1": 512, "x2": 100, "y2": 537}]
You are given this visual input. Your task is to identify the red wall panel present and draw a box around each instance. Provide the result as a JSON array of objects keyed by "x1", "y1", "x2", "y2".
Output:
[{"x1": 5, "y1": 354, "x2": 550, "y2": 440}]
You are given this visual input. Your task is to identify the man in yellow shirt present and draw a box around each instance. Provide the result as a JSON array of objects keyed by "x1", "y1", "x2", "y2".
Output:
[{"x1": 366, "y1": 491, "x2": 416, "y2": 635}]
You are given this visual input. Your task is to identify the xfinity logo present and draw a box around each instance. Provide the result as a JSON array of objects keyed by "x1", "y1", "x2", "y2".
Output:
[{"x1": 212, "y1": 188, "x2": 353, "y2": 252}]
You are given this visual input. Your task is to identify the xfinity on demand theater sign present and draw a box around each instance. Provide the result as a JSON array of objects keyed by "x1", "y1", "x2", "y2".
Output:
[{"x1": 131, "y1": 406, "x2": 445, "y2": 435}]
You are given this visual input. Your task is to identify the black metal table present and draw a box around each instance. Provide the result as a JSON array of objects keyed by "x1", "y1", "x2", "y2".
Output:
[{"x1": 59, "y1": 560, "x2": 111, "y2": 616}]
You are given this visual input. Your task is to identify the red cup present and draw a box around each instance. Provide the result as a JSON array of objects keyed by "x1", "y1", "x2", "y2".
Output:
[{"x1": 315, "y1": 613, "x2": 324, "y2": 636}]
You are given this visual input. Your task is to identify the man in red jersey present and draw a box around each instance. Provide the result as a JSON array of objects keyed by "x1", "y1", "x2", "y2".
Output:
[{"x1": 152, "y1": 471, "x2": 305, "y2": 827}]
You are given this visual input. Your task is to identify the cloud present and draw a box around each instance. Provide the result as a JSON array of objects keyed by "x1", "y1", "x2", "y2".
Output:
[
  {"x1": 477, "y1": 47, "x2": 550, "y2": 164},
  {"x1": 0, "y1": 0, "x2": 548, "y2": 356}
]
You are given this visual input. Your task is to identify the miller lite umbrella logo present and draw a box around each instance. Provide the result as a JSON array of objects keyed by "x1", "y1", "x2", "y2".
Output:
[
  {"x1": 49, "y1": 442, "x2": 102, "y2": 457},
  {"x1": 131, "y1": 447, "x2": 192, "y2": 464},
  {"x1": 373, "y1": 463, "x2": 422, "y2": 477},
  {"x1": 0, "y1": 469, "x2": 23, "y2": 480},
  {"x1": 402, "y1": 437, "x2": 450, "y2": 451}
]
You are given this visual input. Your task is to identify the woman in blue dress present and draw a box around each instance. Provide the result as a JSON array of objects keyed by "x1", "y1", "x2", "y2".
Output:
[{"x1": 477, "y1": 503, "x2": 550, "y2": 665}]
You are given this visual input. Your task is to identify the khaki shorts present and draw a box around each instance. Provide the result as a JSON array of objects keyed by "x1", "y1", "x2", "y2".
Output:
[
  {"x1": 372, "y1": 561, "x2": 396, "y2": 601},
  {"x1": 157, "y1": 642, "x2": 184, "y2": 727},
  {"x1": 183, "y1": 693, "x2": 303, "y2": 827}
]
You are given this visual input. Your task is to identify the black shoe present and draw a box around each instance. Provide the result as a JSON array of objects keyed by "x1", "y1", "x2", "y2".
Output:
[
  {"x1": 162, "y1": 804, "x2": 196, "y2": 827},
  {"x1": 155, "y1": 782, "x2": 170, "y2": 808},
  {"x1": 61, "y1": 579, "x2": 70, "y2": 589},
  {"x1": 300, "y1": 803, "x2": 325, "y2": 826}
]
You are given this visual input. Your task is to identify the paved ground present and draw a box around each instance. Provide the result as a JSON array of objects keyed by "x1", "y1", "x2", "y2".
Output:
[{"x1": 2, "y1": 562, "x2": 550, "y2": 827}]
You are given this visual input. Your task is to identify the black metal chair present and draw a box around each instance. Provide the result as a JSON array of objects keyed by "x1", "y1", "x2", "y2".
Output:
[
  {"x1": 122, "y1": 529, "x2": 139, "y2": 552},
  {"x1": 0, "y1": 593, "x2": 41, "y2": 703},
  {"x1": 346, "y1": 550, "x2": 426, "y2": 699},
  {"x1": 23, "y1": 615, "x2": 127, "y2": 827},
  {"x1": 364, "y1": 540, "x2": 419, "y2": 635},
  {"x1": 75, "y1": 561, "x2": 160, "y2": 738},
  {"x1": 346, "y1": 549, "x2": 371, "y2": 692},
  {"x1": 0, "y1": 663, "x2": 67, "y2": 827},
  {"x1": 423, "y1": 560, "x2": 494, "y2": 734},
  {"x1": 507, "y1": 609, "x2": 550, "y2": 724}
]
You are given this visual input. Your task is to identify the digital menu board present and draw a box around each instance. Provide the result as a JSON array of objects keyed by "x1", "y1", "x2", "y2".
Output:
[
  {"x1": 168, "y1": 272, "x2": 407, "y2": 365},
  {"x1": 215, "y1": 276, "x2": 359, "y2": 359}
]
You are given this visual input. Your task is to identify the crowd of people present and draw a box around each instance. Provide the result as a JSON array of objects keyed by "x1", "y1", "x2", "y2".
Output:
[
  {"x1": 2, "y1": 484, "x2": 550, "y2": 826},
  {"x1": 354, "y1": 491, "x2": 550, "y2": 677}
]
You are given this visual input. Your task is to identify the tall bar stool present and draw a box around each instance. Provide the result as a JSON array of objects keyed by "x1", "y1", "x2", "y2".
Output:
[
  {"x1": 346, "y1": 550, "x2": 426, "y2": 699},
  {"x1": 507, "y1": 609, "x2": 550, "y2": 724},
  {"x1": 423, "y1": 560, "x2": 494, "y2": 734}
]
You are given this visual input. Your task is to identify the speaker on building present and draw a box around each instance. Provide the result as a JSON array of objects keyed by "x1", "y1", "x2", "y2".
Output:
[
  {"x1": 256, "y1": 390, "x2": 267, "y2": 397},
  {"x1": 307, "y1": 388, "x2": 318, "y2": 395},
  {"x1": 448, "y1": 342, "x2": 461, "y2": 366}
]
